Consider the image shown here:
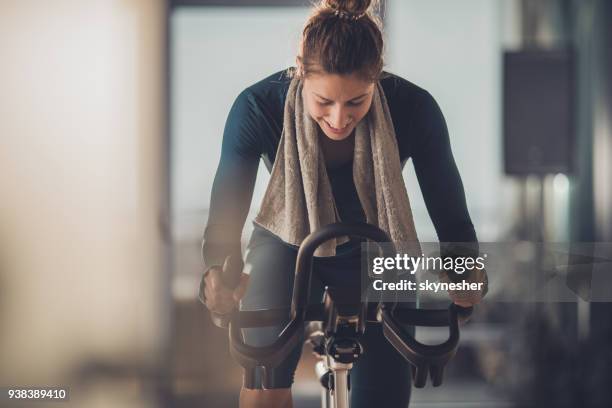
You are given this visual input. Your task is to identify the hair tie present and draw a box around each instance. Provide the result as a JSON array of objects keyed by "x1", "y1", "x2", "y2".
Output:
[{"x1": 333, "y1": 9, "x2": 366, "y2": 21}]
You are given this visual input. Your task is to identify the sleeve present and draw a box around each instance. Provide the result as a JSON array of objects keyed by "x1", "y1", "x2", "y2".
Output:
[
  {"x1": 409, "y1": 90, "x2": 478, "y2": 247},
  {"x1": 201, "y1": 90, "x2": 263, "y2": 269}
]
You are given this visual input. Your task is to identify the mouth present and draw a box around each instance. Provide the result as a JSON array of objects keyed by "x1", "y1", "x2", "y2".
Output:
[{"x1": 324, "y1": 120, "x2": 351, "y2": 134}]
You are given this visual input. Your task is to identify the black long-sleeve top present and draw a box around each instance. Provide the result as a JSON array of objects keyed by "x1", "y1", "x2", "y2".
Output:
[{"x1": 202, "y1": 69, "x2": 477, "y2": 268}]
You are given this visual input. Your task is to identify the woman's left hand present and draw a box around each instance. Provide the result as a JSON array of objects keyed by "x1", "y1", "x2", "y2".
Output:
[{"x1": 441, "y1": 268, "x2": 488, "y2": 308}]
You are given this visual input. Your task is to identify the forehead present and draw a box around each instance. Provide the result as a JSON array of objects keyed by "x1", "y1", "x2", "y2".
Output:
[{"x1": 304, "y1": 72, "x2": 374, "y2": 101}]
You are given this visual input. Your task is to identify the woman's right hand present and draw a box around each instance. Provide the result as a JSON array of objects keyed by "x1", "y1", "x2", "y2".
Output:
[{"x1": 201, "y1": 266, "x2": 250, "y2": 315}]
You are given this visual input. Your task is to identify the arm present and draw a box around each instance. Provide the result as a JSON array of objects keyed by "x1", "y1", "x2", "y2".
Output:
[
  {"x1": 409, "y1": 90, "x2": 487, "y2": 304},
  {"x1": 410, "y1": 90, "x2": 477, "y2": 245},
  {"x1": 202, "y1": 90, "x2": 262, "y2": 269}
]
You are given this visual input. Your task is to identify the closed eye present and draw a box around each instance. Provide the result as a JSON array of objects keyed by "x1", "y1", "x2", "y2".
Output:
[{"x1": 347, "y1": 100, "x2": 365, "y2": 107}]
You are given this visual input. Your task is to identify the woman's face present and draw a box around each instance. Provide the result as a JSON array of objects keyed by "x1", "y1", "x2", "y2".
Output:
[{"x1": 303, "y1": 71, "x2": 375, "y2": 141}]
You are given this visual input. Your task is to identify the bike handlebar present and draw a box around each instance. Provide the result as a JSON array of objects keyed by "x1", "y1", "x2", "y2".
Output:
[
  {"x1": 229, "y1": 223, "x2": 395, "y2": 375},
  {"x1": 291, "y1": 223, "x2": 396, "y2": 321},
  {"x1": 382, "y1": 303, "x2": 473, "y2": 387},
  {"x1": 221, "y1": 222, "x2": 475, "y2": 388}
]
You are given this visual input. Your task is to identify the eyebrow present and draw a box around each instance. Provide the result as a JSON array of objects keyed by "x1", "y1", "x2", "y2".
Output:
[{"x1": 314, "y1": 92, "x2": 370, "y2": 102}]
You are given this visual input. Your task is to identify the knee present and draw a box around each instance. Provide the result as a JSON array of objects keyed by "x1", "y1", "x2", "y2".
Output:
[{"x1": 240, "y1": 387, "x2": 292, "y2": 408}]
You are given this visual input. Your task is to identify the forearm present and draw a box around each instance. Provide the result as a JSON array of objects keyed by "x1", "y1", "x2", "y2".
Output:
[{"x1": 202, "y1": 152, "x2": 258, "y2": 268}]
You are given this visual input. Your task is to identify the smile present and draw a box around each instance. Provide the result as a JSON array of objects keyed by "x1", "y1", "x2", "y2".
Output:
[{"x1": 324, "y1": 120, "x2": 351, "y2": 133}]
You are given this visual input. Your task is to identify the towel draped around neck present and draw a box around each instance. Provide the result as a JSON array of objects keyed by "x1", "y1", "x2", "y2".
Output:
[{"x1": 254, "y1": 78, "x2": 420, "y2": 257}]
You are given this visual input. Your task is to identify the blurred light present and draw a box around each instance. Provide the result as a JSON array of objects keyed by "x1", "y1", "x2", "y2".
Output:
[{"x1": 553, "y1": 173, "x2": 569, "y2": 193}]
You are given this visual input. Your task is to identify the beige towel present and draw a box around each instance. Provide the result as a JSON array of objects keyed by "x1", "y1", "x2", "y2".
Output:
[{"x1": 254, "y1": 78, "x2": 420, "y2": 257}]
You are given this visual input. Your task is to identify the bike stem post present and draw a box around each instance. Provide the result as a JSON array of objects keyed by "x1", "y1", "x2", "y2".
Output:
[{"x1": 329, "y1": 359, "x2": 352, "y2": 408}]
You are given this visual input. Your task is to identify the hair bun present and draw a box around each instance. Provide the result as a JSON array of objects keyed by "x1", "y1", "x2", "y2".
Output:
[{"x1": 324, "y1": 0, "x2": 374, "y2": 15}]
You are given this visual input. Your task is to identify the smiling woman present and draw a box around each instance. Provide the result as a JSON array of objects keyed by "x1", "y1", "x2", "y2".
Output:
[
  {"x1": 302, "y1": 72, "x2": 374, "y2": 141},
  {"x1": 200, "y1": 0, "x2": 484, "y2": 407}
]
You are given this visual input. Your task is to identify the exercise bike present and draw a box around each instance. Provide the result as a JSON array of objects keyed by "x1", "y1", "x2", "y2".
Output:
[{"x1": 207, "y1": 223, "x2": 473, "y2": 408}]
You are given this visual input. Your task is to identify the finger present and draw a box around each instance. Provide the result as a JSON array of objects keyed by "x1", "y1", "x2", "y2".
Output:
[
  {"x1": 212, "y1": 291, "x2": 234, "y2": 310},
  {"x1": 233, "y1": 274, "x2": 250, "y2": 302},
  {"x1": 213, "y1": 296, "x2": 235, "y2": 314},
  {"x1": 449, "y1": 291, "x2": 478, "y2": 304},
  {"x1": 200, "y1": 284, "x2": 209, "y2": 305},
  {"x1": 204, "y1": 284, "x2": 213, "y2": 302},
  {"x1": 453, "y1": 300, "x2": 473, "y2": 308},
  {"x1": 207, "y1": 293, "x2": 232, "y2": 314},
  {"x1": 452, "y1": 292, "x2": 482, "y2": 306},
  {"x1": 451, "y1": 289, "x2": 481, "y2": 299},
  {"x1": 203, "y1": 270, "x2": 213, "y2": 289},
  {"x1": 207, "y1": 268, "x2": 222, "y2": 290},
  {"x1": 210, "y1": 288, "x2": 233, "y2": 304},
  {"x1": 205, "y1": 297, "x2": 215, "y2": 311}
]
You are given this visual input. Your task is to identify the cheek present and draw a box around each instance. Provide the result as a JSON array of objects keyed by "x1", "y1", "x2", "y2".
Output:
[
  {"x1": 352, "y1": 105, "x2": 371, "y2": 122},
  {"x1": 305, "y1": 100, "x2": 325, "y2": 120},
  {"x1": 350, "y1": 97, "x2": 374, "y2": 123}
]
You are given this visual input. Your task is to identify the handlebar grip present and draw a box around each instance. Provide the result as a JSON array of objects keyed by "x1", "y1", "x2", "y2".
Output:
[
  {"x1": 381, "y1": 303, "x2": 473, "y2": 388},
  {"x1": 210, "y1": 256, "x2": 244, "y2": 328}
]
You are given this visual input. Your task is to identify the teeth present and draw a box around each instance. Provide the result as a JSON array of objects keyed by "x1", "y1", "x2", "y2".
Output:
[{"x1": 326, "y1": 120, "x2": 349, "y2": 131}]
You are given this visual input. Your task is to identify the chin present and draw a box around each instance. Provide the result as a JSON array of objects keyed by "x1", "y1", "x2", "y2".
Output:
[
  {"x1": 319, "y1": 122, "x2": 354, "y2": 141},
  {"x1": 323, "y1": 131, "x2": 351, "y2": 141}
]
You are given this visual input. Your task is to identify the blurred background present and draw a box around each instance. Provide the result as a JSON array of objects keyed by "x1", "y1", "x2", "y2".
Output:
[{"x1": 1, "y1": 0, "x2": 611, "y2": 407}]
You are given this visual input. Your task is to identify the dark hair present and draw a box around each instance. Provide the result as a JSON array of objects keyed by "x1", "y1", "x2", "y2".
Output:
[{"x1": 292, "y1": 0, "x2": 384, "y2": 82}]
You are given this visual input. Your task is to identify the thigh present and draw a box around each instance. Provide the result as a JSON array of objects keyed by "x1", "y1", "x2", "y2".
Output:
[
  {"x1": 241, "y1": 226, "x2": 325, "y2": 310},
  {"x1": 349, "y1": 322, "x2": 413, "y2": 408},
  {"x1": 239, "y1": 227, "x2": 324, "y2": 389},
  {"x1": 240, "y1": 227, "x2": 298, "y2": 311}
]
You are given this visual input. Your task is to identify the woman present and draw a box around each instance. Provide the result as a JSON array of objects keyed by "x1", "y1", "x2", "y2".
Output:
[{"x1": 202, "y1": 1, "x2": 486, "y2": 407}]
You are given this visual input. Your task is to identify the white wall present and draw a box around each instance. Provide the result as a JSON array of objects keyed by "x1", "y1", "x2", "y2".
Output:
[
  {"x1": 0, "y1": 1, "x2": 166, "y2": 405},
  {"x1": 171, "y1": 7, "x2": 310, "y2": 241},
  {"x1": 386, "y1": 0, "x2": 512, "y2": 241}
]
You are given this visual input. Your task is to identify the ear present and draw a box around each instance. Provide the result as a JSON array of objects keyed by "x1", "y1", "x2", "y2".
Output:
[{"x1": 295, "y1": 56, "x2": 304, "y2": 77}]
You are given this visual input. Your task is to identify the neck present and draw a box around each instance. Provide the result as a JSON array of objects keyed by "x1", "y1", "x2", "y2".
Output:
[{"x1": 319, "y1": 128, "x2": 355, "y2": 169}]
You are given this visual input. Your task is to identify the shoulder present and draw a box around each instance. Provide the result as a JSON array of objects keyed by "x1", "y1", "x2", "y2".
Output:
[
  {"x1": 379, "y1": 71, "x2": 440, "y2": 116},
  {"x1": 379, "y1": 72, "x2": 448, "y2": 159},
  {"x1": 235, "y1": 68, "x2": 292, "y2": 113},
  {"x1": 224, "y1": 70, "x2": 290, "y2": 159},
  {"x1": 380, "y1": 71, "x2": 446, "y2": 135}
]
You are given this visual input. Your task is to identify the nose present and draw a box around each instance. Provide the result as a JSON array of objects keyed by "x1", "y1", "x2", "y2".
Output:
[{"x1": 328, "y1": 105, "x2": 351, "y2": 129}]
